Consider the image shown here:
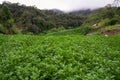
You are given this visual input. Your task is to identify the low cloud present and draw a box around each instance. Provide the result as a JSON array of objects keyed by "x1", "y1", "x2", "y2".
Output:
[{"x1": 0, "y1": 0, "x2": 114, "y2": 11}]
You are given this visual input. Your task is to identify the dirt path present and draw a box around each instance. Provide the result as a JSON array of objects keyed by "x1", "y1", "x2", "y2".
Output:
[{"x1": 101, "y1": 29, "x2": 120, "y2": 35}]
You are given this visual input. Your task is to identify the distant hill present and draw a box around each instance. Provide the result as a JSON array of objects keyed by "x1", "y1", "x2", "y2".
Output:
[
  {"x1": 69, "y1": 9, "x2": 93, "y2": 15},
  {"x1": 0, "y1": 2, "x2": 87, "y2": 34},
  {"x1": 0, "y1": 1, "x2": 120, "y2": 35},
  {"x1": 51, "y1": 9, "x2": 93, "y2": 16},
  {"x1": 51, "y1": 9, "x2": 64, "y2": 14},
  {"x1": 84, "y1": 7, "x2": 120, "y2": 26}
]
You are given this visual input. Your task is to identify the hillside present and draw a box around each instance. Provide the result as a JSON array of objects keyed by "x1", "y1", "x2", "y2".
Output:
[
  {"x1": 82, "y1": 7, "x2": 120, "y2": 35},
  {"x1": 0, "y1": 2, "x2": 120, "y2": 35},
  {"x1": 69, "y1": 9, "x2": 92, "y2": 15},
  {"x1": 0, "y1": 2, "x2": 88, "y2": 34}
]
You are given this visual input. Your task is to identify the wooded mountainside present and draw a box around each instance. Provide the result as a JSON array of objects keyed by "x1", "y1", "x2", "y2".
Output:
[
  {"x1": 0, "y1": 2, "x2": 88, "y2": 34},
  {"x1": 0, "y1": 1, "x2": 120, "y2": 34}
]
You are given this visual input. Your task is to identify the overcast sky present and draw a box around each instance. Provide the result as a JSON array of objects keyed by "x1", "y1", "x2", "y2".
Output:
[{"x1": 0, "y1": 0, "x2": 114, "y2": 12}]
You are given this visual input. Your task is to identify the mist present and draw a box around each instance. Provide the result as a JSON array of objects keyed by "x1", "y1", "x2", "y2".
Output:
[{"x1": 0, "y1": 0, "x2": 114, "y2": 12}]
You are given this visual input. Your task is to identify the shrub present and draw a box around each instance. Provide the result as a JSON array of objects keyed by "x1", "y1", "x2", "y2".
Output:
[
  {"x1": 0, "y1": 24, "x2": 8, "y2": 34},
  {"x1": 0, "y1": 24, "x2": 4, "y2": 32},
  {"x1": 48, "y1": 26, "x2": 65, "y2": 33},
  {"x1": 27, "y1": 25, "x2": 39, "y2": 34},
  {"x1": 75, "y1": 26, "x2": 92, "y2": 35},
  {"x1": 11, "y1": 26, "x2": 21, "y2": 34},
  {"x1": 108, "y1": 18, "x2": 119, "y2": 25},
  {"x1": 98, "y1": 18, "x2": 110, "y2": 27}
]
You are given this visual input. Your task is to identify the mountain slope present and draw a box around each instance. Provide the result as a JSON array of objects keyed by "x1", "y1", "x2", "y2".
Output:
[{"x1": 0, "y1": 2, "x2": 86, "y2": 34}]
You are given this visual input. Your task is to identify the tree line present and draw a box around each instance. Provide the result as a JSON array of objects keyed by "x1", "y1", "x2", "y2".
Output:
[
  {"x1": 0, "y1": 1, "x2": 120, "y2": 34},
  {"x1": 0, "y1": 2, "x2": 86, "y2": 34}
]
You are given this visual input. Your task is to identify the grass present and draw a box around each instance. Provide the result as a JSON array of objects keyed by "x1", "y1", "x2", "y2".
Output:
[
  {"x1": 47, "y1": 27, "x2": 92, "y2": 36},
  {"x1": 0, "y1": 34, "x2": 120, "y2": 80},
  {"x1": 104, "y1": 25, "x2": 119, "y2": 30}
]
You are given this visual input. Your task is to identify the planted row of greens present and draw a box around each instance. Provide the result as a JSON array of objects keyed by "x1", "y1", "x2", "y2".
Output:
[{"x1": 0, "y1": 34, "x2": 120, "y2": 80}]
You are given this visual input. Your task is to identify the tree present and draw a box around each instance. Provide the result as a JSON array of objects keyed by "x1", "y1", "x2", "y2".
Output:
[
  {"x1": 0, "y1": 4, "x2": 14, "y2": 34},
  {"x1": 0, "y1": 5, "x2": 11, "y2": 22}
]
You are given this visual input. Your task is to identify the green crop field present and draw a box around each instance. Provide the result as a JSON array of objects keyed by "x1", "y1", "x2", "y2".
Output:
[{"x1": 0, "y1": 34, "x2": 120, "y2": 80}]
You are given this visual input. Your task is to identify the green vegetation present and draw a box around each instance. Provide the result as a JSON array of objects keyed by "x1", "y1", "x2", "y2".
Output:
[
  {"x1": 84, "y1": 7, "x2": 120, "y2": 27},
  {"x1": 0, "y1": 1, "x2": 120, "y2": 80},
  {"x1": 0, "y1": 2, "x2": 120, "y2": 35},
  {"x1": 0, "y1": 34, "x2": 120, "y2": 80},
  {"x1": 0, "y1": 4, "x2": 14, "y2": 34},
  {"x1": 47, "y1": 26, "x2": 92, "y2": 35},
  {"x1": 0, "y1": 2, "x2": 85, "y2": 34}
]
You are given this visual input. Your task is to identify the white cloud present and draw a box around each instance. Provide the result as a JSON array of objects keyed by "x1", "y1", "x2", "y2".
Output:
[{"x1": 0, "y1": 0, "x2": 114, "y2": 11}]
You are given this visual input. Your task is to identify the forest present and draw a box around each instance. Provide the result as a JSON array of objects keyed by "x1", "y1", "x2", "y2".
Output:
[
  {"x1": 0, "y1": 2, "x2": 120, "y2": 34},
  {"x1": 0, "y1": 1, "x2": 119, "y2": 35},
  {"x1": 0, "y1": 2, "x2": 86, "y2": 34}
]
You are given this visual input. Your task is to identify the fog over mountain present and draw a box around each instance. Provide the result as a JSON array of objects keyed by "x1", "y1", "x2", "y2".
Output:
[{"x1": 0, "y1": 0, "x2": 114, "y2": 12}]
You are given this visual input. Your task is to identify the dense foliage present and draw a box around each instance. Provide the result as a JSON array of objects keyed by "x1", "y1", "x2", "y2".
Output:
[
  {"x1": 0, "y1": 34, "x2": 120, "y2": 80},
  {"x1": 84, "y1": 7, "x2": 120, "y2": 27},
  {"x1": 0, "y1": 2, "x2": 120, "y2": 34},
  {"x1": 0, "y1": 1, "x2": 120, "y2": 80},
  {"x1": 0, "y1": 4, "x2": 15, "y2": 34},
  {"x1": 47, "y1": 27, "x2": 92, "y2": 35},
  {"x1": 0, "y1": 2, "x2": 86, "y2": 34}
]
